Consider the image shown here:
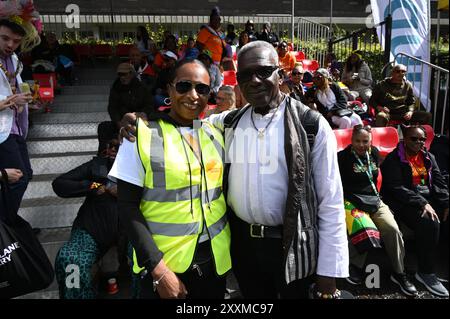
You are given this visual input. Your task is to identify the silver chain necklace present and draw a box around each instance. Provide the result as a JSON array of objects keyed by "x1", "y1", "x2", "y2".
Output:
[{"x1": 250, "y1": 106, "x2": 279, "y2": 138}]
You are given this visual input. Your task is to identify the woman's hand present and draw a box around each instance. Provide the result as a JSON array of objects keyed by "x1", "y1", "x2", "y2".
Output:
[
  {"x1": 421, "y1": 203, "x2": 440, "y2": 223},
  {"x1": 119, "y1": 112, "x2": 148, "y2": 143},
  {"x1": 152, "y1": 260, "x2": 188, "y2": 299}
]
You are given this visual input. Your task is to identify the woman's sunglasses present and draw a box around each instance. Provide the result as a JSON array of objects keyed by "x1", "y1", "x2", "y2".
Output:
[{"x1": 172, "y1": 81, "x2": 211, "y2": 96}]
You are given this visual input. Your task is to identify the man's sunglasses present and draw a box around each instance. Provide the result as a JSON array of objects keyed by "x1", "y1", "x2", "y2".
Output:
[
  {"x1": 408, "y1": 136, "x2": 426, "y2": 142},
  {"x1": 394, "y1": 69, "x2": 407, "y2": 74},
  {"x1": 236, "y1": 66, "x2": 278, "y2": 83},
  {"x1": 172, "y1": 81, "x2": 211, "y2": 96},
  {"x1": 118, "y1": 72, "x2": 130, "y2": 77},
  {"x1": 292, "y1": 71, "x2": 304, "y2": 76}
]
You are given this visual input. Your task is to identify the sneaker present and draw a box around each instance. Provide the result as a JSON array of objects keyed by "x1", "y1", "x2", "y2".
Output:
[
  {"x1": 346, "y1": 264, "x2": 364, "y2": 285},
  {"x1": 390, "y1": 273, "x2": 418, "y2": 296},
  {"x1": 415, "y1": 273, "x2": 449, "y2": 298}
]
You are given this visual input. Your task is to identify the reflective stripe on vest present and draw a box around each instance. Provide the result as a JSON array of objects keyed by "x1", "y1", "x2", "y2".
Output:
[{"x1": 147, "y1": 213, "x2": 227, "y2": 239}]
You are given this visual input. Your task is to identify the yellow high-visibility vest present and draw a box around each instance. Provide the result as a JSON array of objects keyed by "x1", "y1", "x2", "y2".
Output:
[{"x1": 132, "y1": 118, "x2": 231, "y2": 276}]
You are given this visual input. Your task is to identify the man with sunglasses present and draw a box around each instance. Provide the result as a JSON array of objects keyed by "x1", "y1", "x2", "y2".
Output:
[
  {"x1": 370, "y1": 64, "x2": 432, "y2": 127},
  {"x1": 207, "y1": 41, "x2": 349, "y2": 299}
]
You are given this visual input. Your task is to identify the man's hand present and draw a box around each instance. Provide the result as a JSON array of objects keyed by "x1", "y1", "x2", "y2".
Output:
[
  {"x1": 105, "y1": 184, "x2": 118, "y2": 197},
  {"x1": 152, "y1": 260, "x2": 188, "y2": 299},
  {"x1": 96, "y1": 185, "x2": 106, "y2": 196},
  {"x1": 3, "y1": 168, "x2": 23, "y2": 183},
  {"x1": 403, "y1": 111, "x2": 413, "y2": 121},
  {"x1": 11, "y1": 93, "x2": 32, "y2": 106},
  {"x1": 119, "y1": 112, "x2": 148, "y2": 143},
  {"x1": 0, "y1": 96, "x2": 16, "y2": 111},
  {"x1": 315, "y1": 275, "x2": 337, "y2": 296},
  {"x1": 421, "y1": 203, "x2": 440, "y2": 223}
]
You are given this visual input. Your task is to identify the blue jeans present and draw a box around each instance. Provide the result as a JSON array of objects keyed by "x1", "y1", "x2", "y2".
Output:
[{"x1": 0, "y1": 134, "x2": 32, "y2": 222}]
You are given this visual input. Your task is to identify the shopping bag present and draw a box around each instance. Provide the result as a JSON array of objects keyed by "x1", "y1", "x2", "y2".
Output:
[
  {"x1": 0, "y1": 170, "x2": 54, "y2": 299},
  {"x1": 345, "y1": 200, "x2": 382, "y2": 254}
]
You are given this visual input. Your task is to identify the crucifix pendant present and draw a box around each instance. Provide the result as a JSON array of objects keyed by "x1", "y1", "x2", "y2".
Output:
[{"x1": 258, "y1": 129, "x2": 265, "y2": 138}]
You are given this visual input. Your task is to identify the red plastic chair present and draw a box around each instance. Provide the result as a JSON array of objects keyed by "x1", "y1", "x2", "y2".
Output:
[
  {"x1": 222, "y1": 71, "x2": 237, "y2": 86},
  {"x1": 371, "y1": 127, "x2": 399, "y2": 157},
  {"x1": 294, "y1": 51, "x2": 306, "y2": 61},
  {"x1": 301, "y1": 59, "x2": 320, "y2": 72},
  {"x1": 377, "y1": 169, "x2": 382, "y2": 192},
  {"x1": 232, "y1": 52, "x2": 237, "y2": 61},
  {"x1": 422, "y1": 124, "x2": 435, "y2": 151},
  {"x1": 333, "y1": 128, "x2": 353, "y2": 152}
]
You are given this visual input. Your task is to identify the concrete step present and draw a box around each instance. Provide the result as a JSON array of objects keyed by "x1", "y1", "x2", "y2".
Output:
[
  {"x1": 19, "y1": 197, "x2": 83, "y2": 228},
  {"x1": 51, "y1": 101, "x2": 108, "y2": 113},
  {"x1": 28, "y1": 123, "x2": 99, "y2": 139},
  {"x1": 28, "y1": 138, "x2": 98, "y2": 156},
  {"x1": 31, "y1": 112, "x2": 109, "y2": 124},
  {"x1": 61, "y1": 85, "x2": 111, "y2": 95},
  {"x1": 30, "y1": 154, "x2": 94, "y2": 175},
  {"x1": 55, "y1": 94, "x2": 109, "y2": 103},
  {"x1": 23, "y1": 180, "x2": 54, "y2": 200}
]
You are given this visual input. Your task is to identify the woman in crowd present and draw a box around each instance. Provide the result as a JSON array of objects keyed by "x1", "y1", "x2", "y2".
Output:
[
  {"x1": 204, "y1": 85, "x2": 236, "y2": 117},
  {"x1": 307, "y1": 68, "x2": 362, "y2": 129},
  {"x1": 236, "y1": 31, "x2": 249, "y2": 55},
  {"x1": 338, "y1": 125, "x2": 417, "y2": 296},
  {"x1": 381, "y1": 125, "x2": 449, "y2": 298},
  {"x1": 341, "y1": 50, "x2": 373, "y2": 104},
  {"x1": 109, "y1": 59, "x2": 231, "y2": 299}
]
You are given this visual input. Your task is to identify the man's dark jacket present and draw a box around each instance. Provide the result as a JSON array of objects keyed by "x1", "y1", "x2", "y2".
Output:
[{"x1": 108, "y1": 77, "x2": 154, "y2": 125}]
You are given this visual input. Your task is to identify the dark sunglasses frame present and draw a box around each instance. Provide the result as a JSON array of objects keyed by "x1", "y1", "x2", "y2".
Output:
[
  {"x1": 118, "y1": 72, "x2": 131, "y2": 77},
  {"x1": 236, "y1": 66, "x2": 279, "y2": 83},
  {"x1": 172, "y1": 81, "x2": 211, "y2": 96},
  {"x1": 291, "y1": 71, "x2": 304, "y2": 76}
]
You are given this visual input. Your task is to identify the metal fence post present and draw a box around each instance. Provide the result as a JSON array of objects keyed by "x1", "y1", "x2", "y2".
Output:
[{"x1": 383, "y1": 14, "x2": 392, "y2": 77}]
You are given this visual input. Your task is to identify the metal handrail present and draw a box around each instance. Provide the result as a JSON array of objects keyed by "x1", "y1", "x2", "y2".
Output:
[{"x1": 330, "y1": 20, "x2": 386, "y2": 45}]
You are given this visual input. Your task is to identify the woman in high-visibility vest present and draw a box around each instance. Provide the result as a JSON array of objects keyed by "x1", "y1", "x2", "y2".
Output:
[{"x1": 109, "y1": 59, "x2": 231, "y2": 299}]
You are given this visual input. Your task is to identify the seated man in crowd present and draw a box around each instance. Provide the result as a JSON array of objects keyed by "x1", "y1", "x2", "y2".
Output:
[
  {"x1": 53, "y1": 132, "x2": 127, "y2": 299},
  {"x1": 128, "y1": 46, "x2": 155, "y2": 90},
  {"x1": 99, "y1": 63, "x2": 153, "y2": 154},
  {"x1": 204, "y1": 85, "x2": 236, "y2": 117},
  {"x1": 370, "y1": 64, "x2": 432, "y2": 127}
]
